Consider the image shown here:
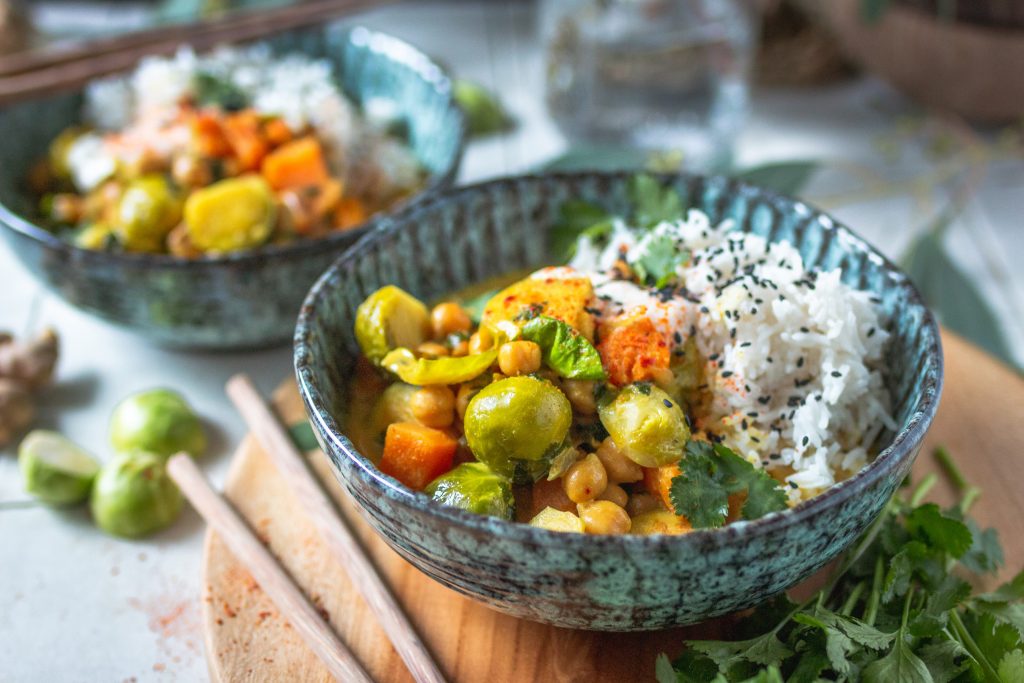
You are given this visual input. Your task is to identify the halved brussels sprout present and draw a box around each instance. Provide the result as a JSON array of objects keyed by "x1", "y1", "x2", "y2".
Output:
[
  {"x1": 529, "y1": 506, "x2": 584, "y2": 533},
  {"x1": 355, "y1": 286, "x2": 430, "y2": 365},
  {"x1": 598, "y1": 383, "x2": 690, "y2": 467},
  {"x1": 19, "y1": 430, "x2": 100, "y2": 505},
  {"x1": 184, "y1": 175, "x2": 275, "y2": 253},
  {"x1": 464, "y1": 376, "x2": 572, "y2": 482},
  {"x1": 425, "y1": 462, "x2": 514, "y2": 519}
]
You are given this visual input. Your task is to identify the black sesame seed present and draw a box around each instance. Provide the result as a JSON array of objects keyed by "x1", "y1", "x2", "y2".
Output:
[
  {"x1": 747, "y1": 411, "x2": 758, "y2": 418},
  {"x1": 789, "y1": 481, "x2": 799, "y2": 489},
  {"x1": 769, "y1": 453, "x2": 781, "y2": 460},
  {"x1": 800, "y1": 326, "x2": 810, "y2": 333},
  {"x1": 802, "y1": 436, "x2": 809, "y2": 446},
  {"x1": 673, "y1": 331, "x2": 682, "y2": 344},
  {"x1": 831, "y1": 370, "x2": 842, "y2": 377},
  {"x1": 740, "y1": 341, "x2": 751, "y2": 347},
  {"x1": 721, "y1": 370, "x2": 734, "y2": 378},
  {"x1": 758, "y1": 396, "x2": 771, "y2": 405},
  {"x1": 662, "y1": 399, "x2": 673, "y2": 408},
  {"x1": 797, "y1": 357, "x2": 804, "y2": 368},
  {"x1": 709, "y1": 353, "x2": 720, "y2": 361},
  {"x1": 867, "y1": 327, "x2": 876, "y2": 338},
  {"x1": 741, "y1": 419, "x2": 748, "y2": 430}
]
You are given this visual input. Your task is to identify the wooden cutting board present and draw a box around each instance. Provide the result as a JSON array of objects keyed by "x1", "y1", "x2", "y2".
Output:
[{"x1": 202, "y1": 330, "x2": 1024, "y2": 682}]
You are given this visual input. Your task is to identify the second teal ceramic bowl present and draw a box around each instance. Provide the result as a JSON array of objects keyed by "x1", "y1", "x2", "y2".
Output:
[
  {"x1": 295, "y1": 172, "x2": 943, "y2": 630},
  {"x1": 0, "y1": 25, "x2": 465, "y2": 350}
]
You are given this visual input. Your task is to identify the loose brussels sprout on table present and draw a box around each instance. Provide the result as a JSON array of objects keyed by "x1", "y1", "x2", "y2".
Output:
[
  {"x1": 109, "y1": 388, "x2": 206, "y2": 460},
  {"x1": 19, "y1": 430, "x2": 100, "y2": 505},
  {"x1": 90, "y1": 451, "x2": 182, "y2": 538}
]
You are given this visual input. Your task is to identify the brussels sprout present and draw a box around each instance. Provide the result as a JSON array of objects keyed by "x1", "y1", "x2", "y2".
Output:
[
  {"x1": 355, "y1": 286, "x2": 430, "y2": 365},
  {"x1": 90, "y1": 451, "x2": 182, "y2": 538},
  {"x1": 184, "y1": 175, "x2": 275, "y2": 253},
  {"x1": 74, "y1": 222, "x2": 116, "y2": 250},
  {"x1": 19, "y1": 430, "x2": 100, "y2": 505},
  {"x1": 371, "y1": 383, "x2": 419, "y2": 435},
  {"x1": 529, "y1": 506, "x2": 584, "y2": 533},
  {"x1": 630, "y1": 510, "x2": 691, "y2": 536},
  {"x1": 464, "y1": 376, "x2": 572, "y2": 482},
  {"x1": 425, "y1": 462, "x2": 514, "y2": 519},
  {"x1": 109, "y1": 389, "x2": 206, "y2": 459},
  {"x1": 381, "y1": 347, "x2": 497, "y2": 386},
  {"x1": 114, "y1": 175, "x2": 182, "y2": 252},
  {"x1": 598, "y1": 383, "x2": 690, "y2": 467}
]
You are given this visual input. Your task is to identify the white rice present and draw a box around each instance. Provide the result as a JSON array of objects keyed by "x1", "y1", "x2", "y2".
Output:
[{"x1": 570, "y1": 210, "x2": 894, "y2": 502}]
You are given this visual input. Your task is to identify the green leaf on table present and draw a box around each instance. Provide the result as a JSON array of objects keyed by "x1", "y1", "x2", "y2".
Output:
[
  {"x1": 542, "y1": 145, "x2": 652, "y2": 172},
  {"x1": 452, "y1": 79, "x2": 514, "y2": 137},
  {"x1": 628, "y1": 174, "x2": 685, "y2": 228},
  {"x1": 669, "y1": 440, "x2": 788, "y2": 529},
  {"x1": 520, "y1": 315, "x2": 606, "y2": 381},
  {"x1": 288, "y1": 421, "x2": 319, "y2": 452},
  {"x1": 736, "y1": 160, "x2": 819, "y2": 196},
  {"x1": 900, "y1": 220, "x2": 1015, "y2": 367},
  {"x1": 549, "y1": 199, "x2": 614, "y2": 260},
  {"x1": 667, "y1": 649, "x2": 721, "y2": 683},
  {"x1": 633, "y1": 232, "x2": 691, "y2": 288}
]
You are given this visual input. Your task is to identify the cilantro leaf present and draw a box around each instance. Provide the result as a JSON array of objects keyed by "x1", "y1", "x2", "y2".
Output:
[
  {"x1": 906, "y1": 503, "x2": 972, "y2": 558},
  {"x1": 686, "y1": 631, "x2": 792, "y2": 671},
  {"x1": 998, "y1": 649, "x2": 1024, "y2": 682},
  {"x1": 961, "y1": 521, "x2": 1005, "y2": 573},
  {"x1": 669, "y1": 440, "x2": 787, "y2": 528},
  {"x1": 917, "y1": 639, "x2": 971, "y2": 683},
  {"x1": 862, "y1": 633, "x2": 933, "y2": 683},
  {"x1": 628, "y1": 174, "x2": 684, "y2": 228},
  {"x1": 549, "y1": 199, "x2": 613, "y2": 260},
  {"x1": 193, "y1": 71, "x2": 248, "y2": 111},
  {"x1": 654, "y1": 653, "x2": 679, "y2": 683},
  {"x1": 669, "y1": 446, "x2": 730, "y2": 529},
  {"x1": 632, "y1": 231, "x2": 691, "y2": 288},
  {"x1": 520, "y1": 315, "x2": 606, "y2": 381}
]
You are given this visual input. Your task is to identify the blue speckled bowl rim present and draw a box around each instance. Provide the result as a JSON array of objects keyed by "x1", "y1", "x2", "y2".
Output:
[
  {"x1": 0, "y1": 26, "x2": 466, "y2": 269},
  {"x1": 294, "y1": 170, "x2": 944, "y2": 553}
]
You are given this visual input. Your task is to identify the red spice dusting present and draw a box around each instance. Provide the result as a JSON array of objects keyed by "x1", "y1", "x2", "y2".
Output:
[
  {"x1": 223, "y1": 601, "x2": 238, "y2": 618},
  {"x1": 153, "y1": 663, "x2": 165, "y2": 672}
]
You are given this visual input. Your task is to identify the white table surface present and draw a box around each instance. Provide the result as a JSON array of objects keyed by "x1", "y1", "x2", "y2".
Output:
[{"x1": 2, "y1": 2, "x2": 1023, "y2": 681}]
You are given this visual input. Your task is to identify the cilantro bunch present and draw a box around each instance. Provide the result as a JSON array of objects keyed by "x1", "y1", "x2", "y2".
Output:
[{"x1": 656, "y1": 448, "x2": 1024, "y2": 683}]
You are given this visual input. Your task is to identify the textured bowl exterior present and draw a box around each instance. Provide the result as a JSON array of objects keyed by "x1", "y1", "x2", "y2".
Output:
[
  {"x1": 0, "y1": 25, "x2": 465, "y2": 350},
  {"x1": 295, "y1": 172, "x2": 943, "y2": 630}
]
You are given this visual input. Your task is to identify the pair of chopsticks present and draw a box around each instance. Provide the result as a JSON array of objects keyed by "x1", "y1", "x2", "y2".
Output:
[
  {"x1": 166, "y1": 374, "x2": 444, "y2": 683},
  {"x1": 0, "y1": 0, "x2": 393, "y2": 106}
]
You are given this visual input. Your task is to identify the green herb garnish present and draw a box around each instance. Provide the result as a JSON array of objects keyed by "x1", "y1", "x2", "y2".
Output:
[
  {"x1": 520, "y1": 315, "x2": 606, "y2": 381},
  {"x1": 669, "y1": 440, "x2": 788, "y2": 529},
  {"x1": 193, "y1": 72, "x2": 248, "y2": 111},
  {"x1": 628, "y1": 173, "x2": 685, "y2": 229},
  {"x1": 656, "y1": 448, "x2": 1024, "y2": 683},
  {"x1": 550, "y1": 199, "x2": 614, "y2": 260},
  {"x1": 632, "y1": 231, "x2": 691, "y2": 288}
]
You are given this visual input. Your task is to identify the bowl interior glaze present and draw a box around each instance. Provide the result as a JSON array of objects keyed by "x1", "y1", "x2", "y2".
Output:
[{"x1": 295, "y1": 172, "x2": 942, "y2": 629}]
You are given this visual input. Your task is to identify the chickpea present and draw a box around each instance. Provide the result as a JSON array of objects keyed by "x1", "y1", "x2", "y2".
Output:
[
  {"x1": 497, "y1": 341, "x2": 542, "y2": 376},
  {"x1": 410, "y1": 385, "x2": 455, "y2": 428},
  {"x1": 468, "y1": 328, "x2": 494, "y2": 354},
  {"x1": 562, "y1": 379, "x2": 596, "y2": 415},
  {"x1": 455, "y1": 384, "x2": 478, "y2": 421},
  {"x1": 431, "y1": 302, "x2": 472, "y2": 338},
  {"x1": 578, "y1": 500, "x2": 631, "y2": 535},
  {"x1": 596, "y1": 437, "x2": 643, "y2": 483},
  {"x1": 625, "y1": 492, "x2": 663, "y2": 517},
  {"x1": 597, "y1": 483, "x2": 628, "y2": 508},
  {"x1": 171, "y1": 154, "x2": 212, "y2": 189},
  {"x1": 562, "y1": 453, "x2": 608, "y2": 503},
  {"x1": 451, "y1": 340, "x2": 469, "y2": 357},
  {"x1": 416, "y1": 341, "x2": 449, "y2": 359}
]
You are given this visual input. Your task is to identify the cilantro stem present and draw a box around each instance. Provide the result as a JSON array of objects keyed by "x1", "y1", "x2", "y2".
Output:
[
  {"x1": 910, "y1": 472, "x2": 937, "y2": 507},
  {"x1": 934, "y1": 446, "x2": 982, "y2": 514},
  {"x1": 840, "y1": 580, "x2": 866, "y2": 616},
  {"x1": 949, "y1": 609, "x2": 1002, "y2": 683},
  {"x1": 864, "y1": 554, "x2": 884, "y2": 626}
]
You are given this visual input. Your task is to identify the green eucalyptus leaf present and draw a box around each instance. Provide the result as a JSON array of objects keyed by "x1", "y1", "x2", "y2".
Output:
[{"x1": 736, "y1": 160, "x2": 819, "y2": 196}]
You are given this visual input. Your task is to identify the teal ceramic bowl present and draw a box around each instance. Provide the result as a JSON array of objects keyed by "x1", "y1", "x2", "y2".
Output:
[
  {"x1": 294, "y1": 172, "x2": 943, "y2": 630},
  {"x1": 0, "y1": 25, "x2": 464, "y2": 350}
]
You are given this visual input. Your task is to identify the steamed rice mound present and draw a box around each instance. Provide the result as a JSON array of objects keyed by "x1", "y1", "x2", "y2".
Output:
[{"x1": 571, "y1": 209, "x2": 894, "y2": 502}]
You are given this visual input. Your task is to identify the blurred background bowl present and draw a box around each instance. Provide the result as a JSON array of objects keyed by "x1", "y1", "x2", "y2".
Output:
[
  {"x1": 0, "y1": 24, "x2": 465, "y2": 350},
  {"x1": 294, "y1": 171, "x2": 943, "y2": 630}
]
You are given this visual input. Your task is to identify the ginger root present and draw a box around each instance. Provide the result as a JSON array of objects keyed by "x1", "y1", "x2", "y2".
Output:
[{"x1": 0, "y1": 328, "x2": 59, "y2": 447}]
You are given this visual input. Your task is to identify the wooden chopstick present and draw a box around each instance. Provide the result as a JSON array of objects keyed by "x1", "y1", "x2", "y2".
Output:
[
  {"x1": 165, "y1": 453, "x2": 373, "y2": 683},
  {"x1": 225, "y1": 374, "x2": 446, "y2": 683},
  {"x1": 0, "y1": 0, "x2": 393, "y2": 106}
]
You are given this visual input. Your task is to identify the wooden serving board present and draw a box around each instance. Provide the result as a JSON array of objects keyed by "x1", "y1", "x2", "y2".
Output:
[{"x1": 202, "y1": 331, "x2": 1024, "y2": 682}]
